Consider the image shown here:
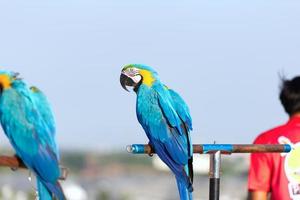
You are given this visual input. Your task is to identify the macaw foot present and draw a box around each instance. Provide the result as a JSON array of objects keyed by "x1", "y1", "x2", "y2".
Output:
[
  {"x1": 11, "y1": 167, "x2": 18, "y2": 171},
  {"x1": 10, "y1": 155, "x2": 22, "y2": 171},
  {"x1": 148, "y1": 152, "x2": 154, "y2": 157},
  {"x1": 59, "y1": 165, "x2": 69, "y2": 180},
  {"x1": 147, "y1": 142, "x2": 154, "y2": 157}
]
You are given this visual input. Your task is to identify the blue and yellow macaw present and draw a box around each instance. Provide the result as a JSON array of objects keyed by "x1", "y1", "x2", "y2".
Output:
[
  {"x1": 120, "y1": 64, "x2": 194, "y2": 200},
  {"x1": 0, "y1": 70, "x2": 65, "y2": 200}
]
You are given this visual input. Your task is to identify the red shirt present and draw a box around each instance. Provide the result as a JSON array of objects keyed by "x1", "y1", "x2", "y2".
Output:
[{"x1": 248, "y1": 116, "x2": 300, "y2": 200}]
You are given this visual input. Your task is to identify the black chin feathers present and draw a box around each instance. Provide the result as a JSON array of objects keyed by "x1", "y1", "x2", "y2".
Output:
[
  {"x1": 133, "y1": 77, "x2": 143, "y2": 93},
  {"x1": 0, "y1": 84, "x2": 3, "y2": 94}
]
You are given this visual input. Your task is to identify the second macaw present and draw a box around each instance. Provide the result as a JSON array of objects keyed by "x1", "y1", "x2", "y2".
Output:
[
  {"x1": 0, "y1": 70, "x2": 65, "y2": 200},
  {"x1": 120, "y1": 64, "x2": 194, "y2": 200}
]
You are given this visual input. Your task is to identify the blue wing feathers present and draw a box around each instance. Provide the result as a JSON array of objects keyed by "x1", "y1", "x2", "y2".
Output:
[
  {"x1": 164, "y1": 128, "x2": 189, "y2": 165},
  {"x1": 30, "y1": 87, "x2": 60, "y2": 160},
  {"x1": 168, "y1": 89, "x2": 193, "y2": 131},
  {"x1": 136, "y1": 82, "x2": 193, "y2": 200},
  {"x1": 155, "y1": 84, "x2": 184, "y2": 133},
  {"x1": 33, "y1": 145, "x2": 60, "y2": 182},
  {"x1": 30, "y1": 87, "x2": 56, "y2": 135}
]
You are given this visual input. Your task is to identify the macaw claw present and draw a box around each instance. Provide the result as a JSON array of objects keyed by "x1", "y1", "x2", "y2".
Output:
[{"x1": 148, "y1": 152, "x2": 154, "y2": 157}]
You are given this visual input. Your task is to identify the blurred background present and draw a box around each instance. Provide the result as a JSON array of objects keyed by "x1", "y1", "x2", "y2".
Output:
[{"x1": 0, "y1": 0, "x2": 300, "y2": 199}]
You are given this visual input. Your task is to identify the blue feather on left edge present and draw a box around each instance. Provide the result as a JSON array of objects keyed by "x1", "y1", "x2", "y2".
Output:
[{"x1": 0, "y1": 70, "x2": 65, "y2": 200}]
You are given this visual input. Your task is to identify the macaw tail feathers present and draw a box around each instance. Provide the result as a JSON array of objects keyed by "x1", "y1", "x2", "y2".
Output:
[
  {"x1": 37, "y1": 179, "x2": 66, "y2": 200},
  {"x1": 37, "y1": 180, "x2": 52, "y2": 200},
  {"x1": 176, "y1": 177, "x2": 193, "y2": 200}
]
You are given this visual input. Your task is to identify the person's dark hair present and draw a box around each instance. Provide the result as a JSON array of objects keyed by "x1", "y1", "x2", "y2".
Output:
[{"x1": 280, "y1": 76, "x2": 300, "y2": 116}]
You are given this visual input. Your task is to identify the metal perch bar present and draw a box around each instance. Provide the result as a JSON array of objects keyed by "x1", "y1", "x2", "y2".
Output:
[
  {"x1": 0, "y1": 155, "x2": 26, "y2": 168},
  {"x1": 0, "y1": 155, "x2": 69, "y2": 180},
  {"x1": 127, "y1": 144, "x2": 291, "y2": 200},
  {"x1": 127, "y1": 144, "x2": 292, "y2": 154}
]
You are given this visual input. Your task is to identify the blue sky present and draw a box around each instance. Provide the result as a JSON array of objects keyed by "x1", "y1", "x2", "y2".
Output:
[{"x1": 0, "y1": 0, "x2": 299, "y2": 151}]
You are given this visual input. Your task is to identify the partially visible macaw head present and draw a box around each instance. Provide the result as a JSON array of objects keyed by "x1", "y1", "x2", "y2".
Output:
[
  {"x1": 120, "y1": 64, "x2": 159, "y2": 92},
  {"x1": 0, "y1": 70, "x2": 20, "y2": 93}
]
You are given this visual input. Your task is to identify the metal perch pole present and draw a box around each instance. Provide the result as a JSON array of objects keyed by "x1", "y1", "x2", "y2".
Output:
[
  {"x1": 127, "y1": 144, "x2": 292, "y2": 200},
  {"x1": 0, "y1": 155, "x2": 69, "y2": 180}
]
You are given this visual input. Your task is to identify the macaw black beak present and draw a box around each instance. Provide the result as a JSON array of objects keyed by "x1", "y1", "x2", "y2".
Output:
[{"x1": 120, "y1": 73, "x2": 136, "y2": 92}]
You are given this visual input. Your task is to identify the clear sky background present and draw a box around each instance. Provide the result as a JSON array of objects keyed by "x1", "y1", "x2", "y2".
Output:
[{"x1": 0, "y1": 0, "x2": 299, "y2": 151}]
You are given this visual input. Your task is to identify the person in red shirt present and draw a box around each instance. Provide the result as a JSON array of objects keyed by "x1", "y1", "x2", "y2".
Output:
[{"x1": 248, "y1": 76, "x2": 300, "y2": 200}]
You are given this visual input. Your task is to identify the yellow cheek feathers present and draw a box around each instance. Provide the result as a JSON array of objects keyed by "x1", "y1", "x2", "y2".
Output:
[
  {"x1": 0, "y1": 74, "x2": 12, "y2": 89},
  {"x1": 139, "y1": 69, "x2": 155, "y2": 87}
]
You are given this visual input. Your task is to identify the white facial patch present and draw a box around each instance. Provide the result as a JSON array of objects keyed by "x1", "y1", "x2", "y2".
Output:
[
  {"x1": 132, "y1": 74, "x2": 142, "y2": 84},
  {"x1": 123, "y1": 67, "x2": 142, "y2": 84}
]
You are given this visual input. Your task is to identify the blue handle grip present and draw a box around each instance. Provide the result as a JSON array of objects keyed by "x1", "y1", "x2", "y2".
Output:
[
  {"x1": 203, "y1": 144, "x2": 233, "y2": 153},
  {"x1": 127, "y1": 144, "x2": 147, "y2": 154},
  {"x1": 283, "y1": 144, "x2": 292, "y2": 152}
]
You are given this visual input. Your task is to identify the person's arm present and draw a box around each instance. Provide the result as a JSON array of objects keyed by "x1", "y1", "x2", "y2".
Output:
[{"x1": 248, "y1": 190, "x2": 268, "y2": 200}]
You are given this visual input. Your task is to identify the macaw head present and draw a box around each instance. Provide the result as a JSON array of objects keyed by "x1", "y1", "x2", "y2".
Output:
[
  {"x1": 0, "y1": 70, "x2": 20, "y2": 93},
  {"x1": 120, "y1": 64, "x2": 158, "y2": 92}
]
